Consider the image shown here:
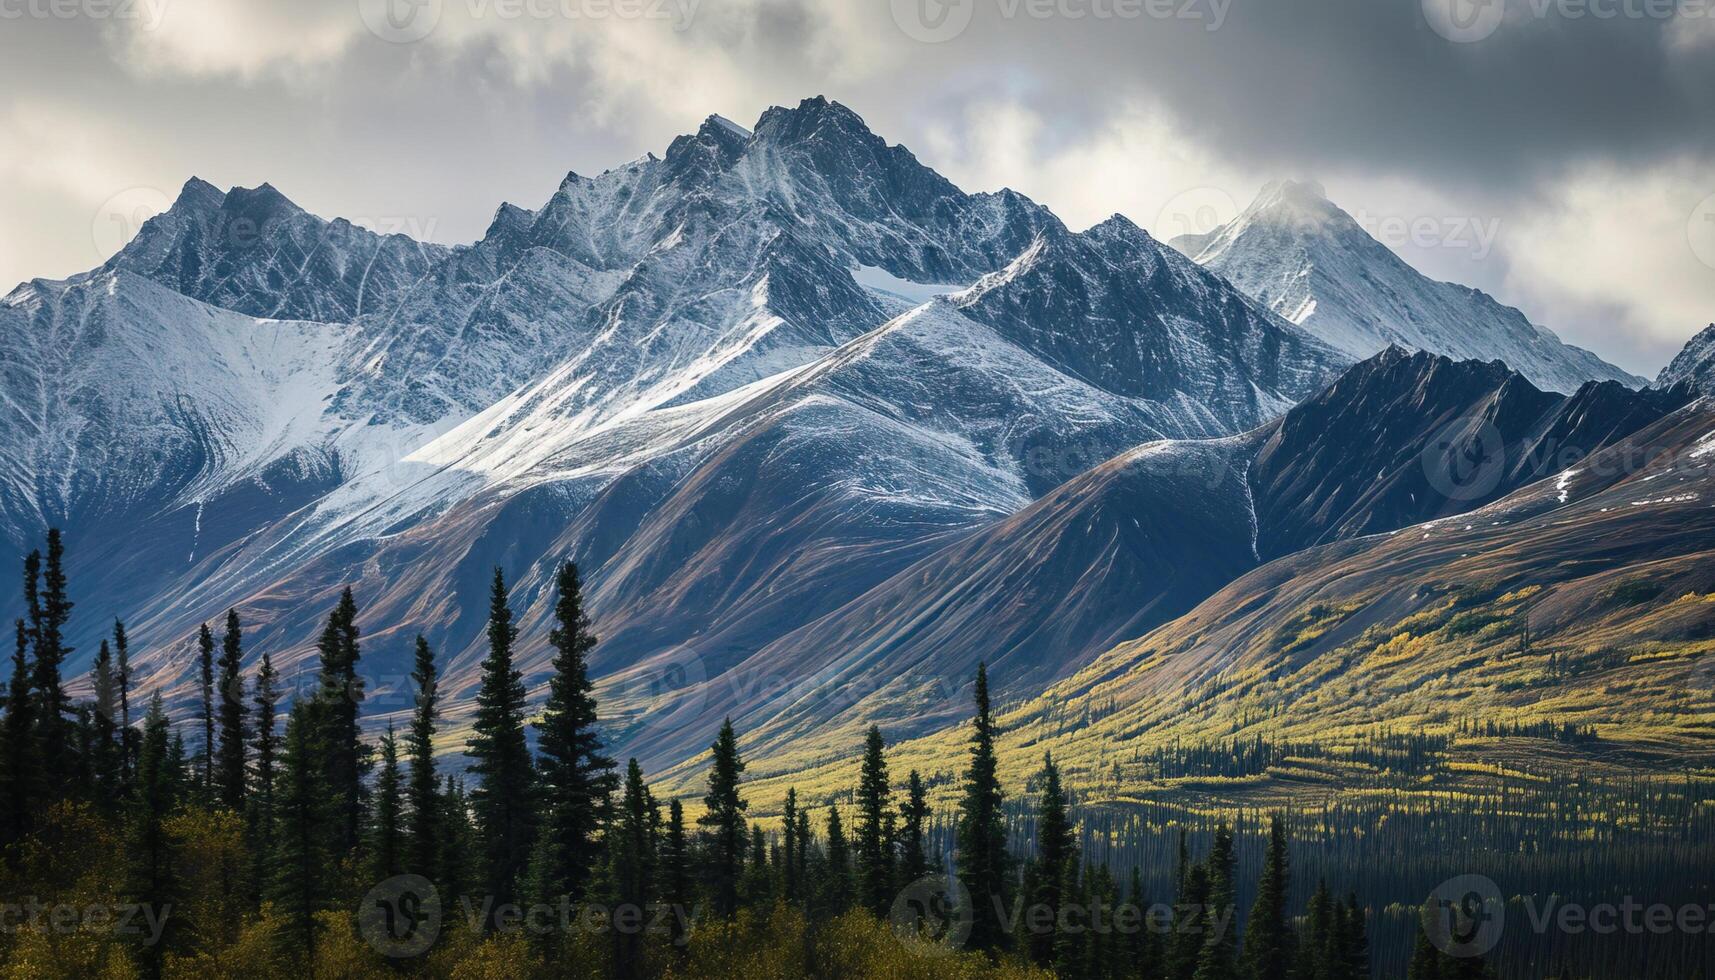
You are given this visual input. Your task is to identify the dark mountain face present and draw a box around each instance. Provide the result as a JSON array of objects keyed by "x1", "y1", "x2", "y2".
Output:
[{"x1": 1657, "y1": 323, "x2": 1715, "y2": 395}]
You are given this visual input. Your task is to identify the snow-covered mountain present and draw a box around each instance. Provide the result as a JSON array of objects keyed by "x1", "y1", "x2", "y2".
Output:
[
  {"x1": 1171, "y1": 180, "x2": 1644, "y2": 394},
  {"x1": 0, "y1": 97, "x2": 1348, "y2": 742},
  {"x1": 1657, "y1": 323, "x2": 1715, "y2": 394}
]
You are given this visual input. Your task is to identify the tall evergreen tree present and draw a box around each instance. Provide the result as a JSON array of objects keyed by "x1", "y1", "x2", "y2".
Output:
[
  {"x1": 854, "y1": 725, "x2": 894, "y2": 916},
  {"x1": 1299, "y1": 879, "x2": 1336, "y2": 980},
  {"x1": 195, "y1": 622, "x2": 215, "y2": 797},
  {"x1": 898, "y1": 769, "x2": 930, "y2": 887},
  {"x1": 404, "y1": 636, "x2": 441, "y2": 886},
  {"x1": 215, "y1": 609, "x2": 247, "y2": 809},
  {"x1": 114, "y1": 619, "x2": 134, "y2": 779},
  {"x1": 658, "y1": 799, "x2": 692, "y2": 948},
  {"x1": 699, "y1": 717, "x2": 748, "y2": 919},
  {"x1": 1243, "y1": 815, "x2": 1293, "y2": 980},
  {"x1": 270, "y1": 701, "x2": 332, "y2": 960},
  {"x1": 782, "y1": 787, "x2": 801, "y2": 904},
  {"x1": 248, "y1": 649, "x2": 280, "y2": 897},
  {"x1": 0, "y1": 619, "x2": 34, "y2": 854},
  {"x1": 467, "y1": 568, "x2": 535, "y2": 925},
  {"x1": 822, "y1": 805, "x2": 852, "y2": 915},
  {"x1": 439, "y1": 776, "x2": 479, "y2": 904},
  {"x1": 609, "y1": 759, "x2": 657, "y2": 979},
  {"x1": 1195, "y1": 823, "x2": 1240, "y2": 980},
  {"x1": 1051, "y1": 856, "x2": 1084, "y2": 976},
  {"x1": 956, "y1": 662, "x2": 1010, "y2": 951},
  {"x1": 371, "y1": 724, "x2": 405, "y2": 880},
  {"x1": 532, "y1": 561, "x2": 616, "y2": 906},
  {"x1": 126, "y1": 693, "x2": 182, "y2": 980},
  {"x1": 1171, "y1": 860, "x2": 1211, "y2": 980},
  {"x1": 314, "y1": 588, "x2": 367, "y2": 856},
  {"x1": 1341, "y1": 894, "x2": 1369, "y2": 980},
  {"x1": 30, "y1": 534, "x2": 75, "y2": 789},
  {"x1": 1029, "y1": 751, "x2": 1077, "y2": 966},
  {"x1": 1128, "y1": 865, "x2": 1161, "y2": 980},
  {"x1": 90, "y1": 639, "x2": 123, "y2": 805}
]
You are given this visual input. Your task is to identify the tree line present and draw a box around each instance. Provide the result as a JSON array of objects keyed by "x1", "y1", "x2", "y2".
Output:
[{"x1": 0, "y1": 530, "x2": 1494, "y2": 978}]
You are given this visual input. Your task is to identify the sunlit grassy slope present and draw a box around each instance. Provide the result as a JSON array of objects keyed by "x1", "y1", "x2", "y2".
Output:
[{"x1": 691, "y1": 404, "x2": 1715, "y2": 823}]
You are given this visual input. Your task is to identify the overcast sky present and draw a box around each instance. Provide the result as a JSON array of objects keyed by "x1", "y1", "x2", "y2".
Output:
[{"x1": 2, "y1": 0, "x2": 1712, "y2": 374}]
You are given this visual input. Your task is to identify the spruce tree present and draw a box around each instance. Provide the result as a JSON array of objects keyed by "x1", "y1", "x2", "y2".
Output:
[
  {"x1": 782, "y1": 787, "x2": 801, "y2": 904},
  {"x1": 126, "y1": 693, "x2": 182, "y2": 979},
  {"x1": 1242, "y1": 815, "x2": 1293, "y2": 980},
  {"x1": 609, "y1": 759, "x2": 657, "y2": 979},
  {"x1": 532, "y1": 561, "x2": 616, "y2": 906},
  {"x1": 956, "y1": 662, "x2": 1010, "y2": 950},
  {"x1": 270, "y1": 701, "x2": 332, "y2": 960},
  {"x1": 698, "y1": 717, "x2": 748, "y2": 919},
  {"x1": 196, "y1": 622, "x2": 215, "y2": 797},
  {"x1": 215, "y1": 609, "x2": 247, "y2": 809},
  {"x1": 1171, "y1": 861, "x2": 1211, "y2": 980},
  {"x1": 248, "y1": 649, "x2": 280, "y2": 895},
  {"x1": 658, "y1": 799, "x2": 692, "y2": 948},
  {"x1": 1128, "y1": 865, "x2": 1160, "y2": 980},
  {"x1": 1406, "y1": 919, "x2": 1444, "y2": 980},
  {"x1": 899, "y1": 769, "x2": 930, "y2": 886},
  {"x1": 1194, "y1": 823, "x2": 1239, "y2": 980},
  {"x1": 742, "y1": 822, "x2": 772, "y2": 907},
  {"x1": 1030, "y1": 751, "x2": 1077, "y2": 966},
  {"x1": 90, "y1": 639, "x2": 123, "y2": 806},
  {"x1": 1341, "y1": 894, "x2": 1369, "y2": 980},
  {"x1": 404, "y1": 636, "x2": 441, "y2": 886},
  {"x1": 1051, "y1": 856, "x2": 1084, "y2": 976},
  {"x1": 1, "y1": 619, "x2": 34, "y2": 854},
  {"x1": 314, "y1": 588, "x2": 367, "y2": 856},
  {"x1": 823, "y1": 805, "x2": 852, "y2": 915},
  {"x1": 30, "y1": 534, "x2": 75, "y2": 790},
  {"x1": 439, "y1": 776, "x2": 479, "y2": 903},
  {"x1": 114, "y1": 619, "x2": 134, "y2": 779},
  {"x1": 371, "y1": 724, "x2": 405, "y2": 880},
  {"x1": 854, "y1": 725, "x2": 894, "y2": 916},
  {"x1": 467, "y1": 568, "x2": 536, "y2": 924},
  {"x1": 1299, "y1": 879, "x2": 1335, "y2": 980}
]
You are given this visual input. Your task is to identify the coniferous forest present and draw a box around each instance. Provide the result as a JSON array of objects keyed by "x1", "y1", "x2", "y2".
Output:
[{"x1": 0, "y1": 530, "x2": 1704, "y2": 979}]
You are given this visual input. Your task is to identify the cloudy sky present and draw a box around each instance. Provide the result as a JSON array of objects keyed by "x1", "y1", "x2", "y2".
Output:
[{"x1": 2, "y1": 0, "x2": 1712, "y2": 374}]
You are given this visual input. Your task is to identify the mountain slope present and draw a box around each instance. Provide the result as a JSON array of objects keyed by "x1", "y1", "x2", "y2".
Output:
[
  {"x1": 736, "y1": 393, "x2": 1715, "y2": 810},
  {"x1": 0, "y1": 98, "x2": 1351, "y2": 744},
  {"x1": 1656, "y1": 323, "x2": 1715, "y2": 394},
  {"x1": 1172, "y1": 180, "x2": 1643, "y2": 393},
  {"x1": 637, "y1": 349, "x2": 1691, "y2": 778}
]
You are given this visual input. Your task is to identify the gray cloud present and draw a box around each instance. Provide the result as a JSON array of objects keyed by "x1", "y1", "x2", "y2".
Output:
[{"x1": 0, "y1": 0, "x2": 1709, "y2": 374}]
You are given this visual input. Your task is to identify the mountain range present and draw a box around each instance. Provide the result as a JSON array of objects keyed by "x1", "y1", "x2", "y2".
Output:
[{"x1": 1, "y1": 96, "x2": 1705, "y2": 778}]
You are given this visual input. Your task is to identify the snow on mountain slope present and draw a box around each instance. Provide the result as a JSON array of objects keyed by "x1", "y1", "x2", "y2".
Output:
[
  {"x1": 1173, "y1": 180, "x2": 1644, "y2": 394},
  {"x1": 108, "y1": 178, "x2": 449, "y2": 323},
  {"x1": 4, "y1": 97, "x2": 1355, "y2": 743},
  {"x1": 1656, "y1": 323, "x2": 1715, "y2": 394}
]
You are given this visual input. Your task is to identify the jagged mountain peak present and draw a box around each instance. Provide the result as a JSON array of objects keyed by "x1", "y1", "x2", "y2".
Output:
[{"x1": 1172, "y1": 180, "x2": 1643, "y2": 393}]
